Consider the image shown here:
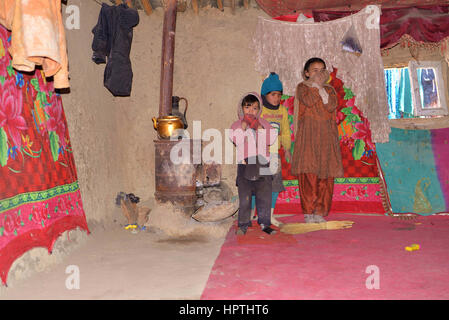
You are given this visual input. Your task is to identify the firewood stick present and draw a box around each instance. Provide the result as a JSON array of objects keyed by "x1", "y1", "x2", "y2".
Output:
[
  {"x1": 243, "y1": 0, "x2": 249, "y2": 9},
  {"x1": 120, "y1": 200, "x2": 133, "y2": 224},
  {"x1": 130, "y1": 202, "x2": 138, "y2": 219}
]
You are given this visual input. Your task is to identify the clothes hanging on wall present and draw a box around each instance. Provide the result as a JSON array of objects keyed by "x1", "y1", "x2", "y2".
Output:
[
  {"x1": 92, "y1": 3, "x2": 139, "y2": 96},
  {"x1": 0, "y1": 0, "x2": 69, "y2": 89},
  {"x1": 252, "y1": 6, "x2": 390, "y2": 143},
  {"x1": 398, "y1": 68, "x2": 412, "y2": 117}
]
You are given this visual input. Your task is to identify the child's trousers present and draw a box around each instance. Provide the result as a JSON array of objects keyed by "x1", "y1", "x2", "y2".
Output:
[
  {"x1": 237, "y1": 165, "x2": 273, "y2": 229},
  {"x1": 298, "y1": 172, "x2": 335, "y2": 216}
]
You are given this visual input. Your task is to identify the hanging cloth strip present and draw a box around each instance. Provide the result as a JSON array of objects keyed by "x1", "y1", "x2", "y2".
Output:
[
  {"x1": 252, "y1": 5, "x2": 391, "y2": 143},
  {"x1": 91, "y1": 3, "x2": 139, "y2": 96}
]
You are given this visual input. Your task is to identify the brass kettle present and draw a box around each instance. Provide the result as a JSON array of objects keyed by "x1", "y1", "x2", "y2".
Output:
[{"x1": 152, "y1": 115, "x2": 184, "y2": 139}]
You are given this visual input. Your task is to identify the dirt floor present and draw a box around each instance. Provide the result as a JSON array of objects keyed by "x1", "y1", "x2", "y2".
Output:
[{"x1": 0, "y1": 217, "x2": 232, "y2": 300}]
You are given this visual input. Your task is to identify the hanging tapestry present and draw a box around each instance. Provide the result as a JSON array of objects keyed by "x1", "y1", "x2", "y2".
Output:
[
  {"x1": 376, "y1": 127, "x2": 449, "y2": 215},
  {"x1": 0, "y1": 25, "x2": 89, "y2": 286},
  {"x1": 252, "y1": 5, "x2": 390, "y2": 143},
  {"x1": 274, "y1": 68, "x2": 384, "y2": 215}
]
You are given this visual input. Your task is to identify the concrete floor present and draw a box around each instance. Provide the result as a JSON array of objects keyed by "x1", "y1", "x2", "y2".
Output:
[{"x1": 0, "y1": 222, "x2": 228, "y2": 300}]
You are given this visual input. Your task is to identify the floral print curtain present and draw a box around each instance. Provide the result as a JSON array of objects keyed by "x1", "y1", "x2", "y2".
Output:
[{"x1": 0, "y1": 25, "x2": 89, "y2": 286}]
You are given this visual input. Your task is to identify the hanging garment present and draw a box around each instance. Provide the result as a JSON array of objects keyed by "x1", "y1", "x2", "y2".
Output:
[
  {"x1": 252, "y1": 6, "x2": 390, "y2": 143},
  {"x1": 92, "y1": 3, "x2": 139, "y2": 96},
  {"x1": 0, "y1": 26, "x2": 89, "y2": 286},
  {"x1": 0, "y1": 0, "x2": 69, "y2": 89},
  {"x1": 420, "y1": 68, "x2": 438, "y2": 108},
  {"x1": 384, "y1": 69, "x2": 394, "y2": 117},
  {"x1": 397, "y1": 68, "x2": 413, "y2": 117}
]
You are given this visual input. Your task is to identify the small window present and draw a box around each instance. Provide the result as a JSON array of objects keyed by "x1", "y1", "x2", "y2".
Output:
[{"x1": 384, "y1": 61, "x2": 448, "y2": 119}]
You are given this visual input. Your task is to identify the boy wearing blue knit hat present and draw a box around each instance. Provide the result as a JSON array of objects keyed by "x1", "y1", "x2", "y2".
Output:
[{"x1": 251, "y1": 72, "x2": 292, "y2": 227}]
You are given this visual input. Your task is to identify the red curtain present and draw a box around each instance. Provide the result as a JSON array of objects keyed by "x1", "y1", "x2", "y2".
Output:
[
  {"x1": 256, "y1": 0, "x2": 449, "y2": 17},
  {"x1": 312, "y1": 5, "x2": 449, "y2": 49}
]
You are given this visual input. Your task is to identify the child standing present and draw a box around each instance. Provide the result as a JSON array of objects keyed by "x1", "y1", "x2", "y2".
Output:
[
  {"x1": 257, "y1": 72, "x2": 292, "y2": 226},
  {"x1": 230, "y1": 92, "x2": 278, "y2": 235},
  {"x1": 292, "y1": 58, "x2": 344, "y2": 223}
]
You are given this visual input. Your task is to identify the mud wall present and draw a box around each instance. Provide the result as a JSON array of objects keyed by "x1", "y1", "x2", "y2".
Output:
[{"x1": 62, "y1": 1, "x2": 270, "y2": 225}]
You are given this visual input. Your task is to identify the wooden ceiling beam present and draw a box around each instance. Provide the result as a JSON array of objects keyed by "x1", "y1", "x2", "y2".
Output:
[{"x1": 139, "y1": 0, "x2": 153, "y2": 14}]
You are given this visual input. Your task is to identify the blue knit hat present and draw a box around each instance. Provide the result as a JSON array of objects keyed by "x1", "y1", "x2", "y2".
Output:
[{"x1": 261, "y1": 72, "x2": 283, "y2": 96}]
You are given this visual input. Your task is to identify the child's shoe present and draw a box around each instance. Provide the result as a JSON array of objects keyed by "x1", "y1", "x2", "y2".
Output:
[
  {"x1": 270, "y1": 216, "x2": 283, "y2": 227},
  {"x1": 304, "y1": 214, "x2": 315, "y2": 223},
  {"x1": 270, "y1": 209, "x2": 283, "y2": 227},
  {"x1": 313, "y1": 214, "x2": 327, "y2": 223},
  {"x1": 236, "y1": 226, "x2": 247, "y2": 235},
  {"x1": 260, "y1": 224, "x2": 277, "y2": 235}
]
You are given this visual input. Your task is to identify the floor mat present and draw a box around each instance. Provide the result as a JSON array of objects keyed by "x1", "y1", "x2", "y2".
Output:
[{"x1": 201, "y1": 213, "x2": 449, "y2": 300}]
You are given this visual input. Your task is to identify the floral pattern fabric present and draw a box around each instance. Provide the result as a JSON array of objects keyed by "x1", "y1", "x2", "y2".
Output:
[
  {"x1": 275, "y1": 68, "x2": 384, "y2": 214},
  {"x1": 280, "y1": 67, "x2": 378, "y2": 180},
  {"x1": 0, "y1": 26, "x2": 88, "y2": 286}
]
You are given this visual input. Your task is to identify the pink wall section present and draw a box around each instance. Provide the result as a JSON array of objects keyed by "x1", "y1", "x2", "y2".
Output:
[{"x1": 431, "y1": 128, "x2": 449, "y2": 209}]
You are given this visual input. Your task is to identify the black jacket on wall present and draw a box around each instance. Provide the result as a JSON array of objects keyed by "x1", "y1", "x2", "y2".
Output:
[{"x1": 92, "y1": 3, "x2": 139, "y2": 96}]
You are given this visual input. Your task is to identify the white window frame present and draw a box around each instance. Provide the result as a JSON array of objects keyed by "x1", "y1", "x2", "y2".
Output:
[{"x1": 408, "y1": 60, "x2": 448, "y2": 117}]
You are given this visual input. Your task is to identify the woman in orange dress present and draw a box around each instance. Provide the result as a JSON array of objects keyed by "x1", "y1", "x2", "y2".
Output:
[{"x1": 292, "y1": 58, "x2": 344, "y2": 223}]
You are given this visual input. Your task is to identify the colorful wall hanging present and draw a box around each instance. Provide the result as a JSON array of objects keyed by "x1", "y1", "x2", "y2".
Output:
[
  {"x1": 376, "y1": 127, "x2": 449, "y2": 215},
  {"x1": 275, "y1": 68, "x2": 384, "y2": 215},
  {"x1": 0, "y1": 26, "x2": 89, "y2": 286}
]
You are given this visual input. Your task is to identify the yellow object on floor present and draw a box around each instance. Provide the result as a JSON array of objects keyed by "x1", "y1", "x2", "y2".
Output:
[
  {"x1": 405, "y1": 244, "x2": 420, "y2": 251},
  {"x1": 280, "y1": 220, "x2": 355, "y2": 234}
]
